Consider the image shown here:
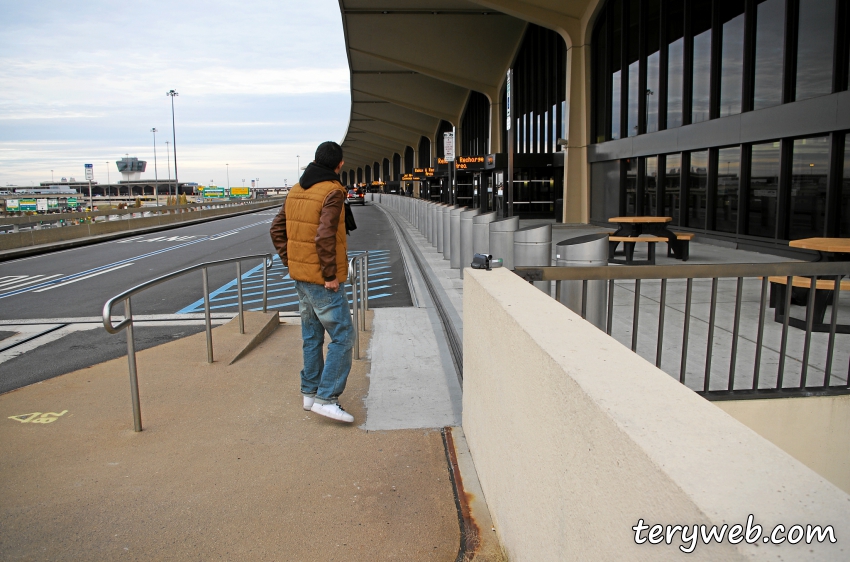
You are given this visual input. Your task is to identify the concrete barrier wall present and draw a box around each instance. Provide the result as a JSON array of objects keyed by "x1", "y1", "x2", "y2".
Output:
[
  {"x1": 715, "y1": 395, "x2": 850, "y2": 494},
  {"x1": 0, "y1": 201, "x2": 280, "y2": 253},
  {"x1": 463, "y1": 268, "x2": 849, "y2": 561}
]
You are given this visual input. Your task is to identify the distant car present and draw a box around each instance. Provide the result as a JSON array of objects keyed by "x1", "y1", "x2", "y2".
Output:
[{"x1": 346, "y1": 188, "x2": 365, "y2": 205}]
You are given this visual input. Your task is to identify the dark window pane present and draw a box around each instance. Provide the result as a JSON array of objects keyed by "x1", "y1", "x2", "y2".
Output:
[
  {"x1": 691, "y1": 0, "x2": 712, "y2": 124},
  {"x1": 625, "y1": 158, "x2": 638, "y2": 215},
  {"x1": 665, "y1": 153, "x2": 682, "y2": 222},
  {"x1": 841, "y1": 134, "x2": 850, "y2": 237},
  {"x1": 789, "y1": 136, "x2": 830, "y2": 239},
  {"x1": 645, "y1": 156, "x2": 659, "y2": 215},
  {"x1": 647, "y1": 53, "x2": 660, "y2": 133},
  {"x1": 667, "y1": 0, "x2": 685, "y2": 128},
  {"x1": 747, "y1": 142, "x2": 780, "y2": 237},
  {"x1": 611, "y1": 0, "x2": 622, "y2": 140},
  {"x1": 594, "y1": 12, "x2": 608, "y2": 143},
  {"x1": 591, "y1": 160, "x2": 622, "y2": 222},
  {"x1": 795, "y1": 0, "x2": 835, "y2": 101},
  {"x1": 646, "y1": 0, "x2": 660, "y2": 133},
  {"x1": 689, "y1": 150, "x2": 709, "y2": 228},
  {"x1": 627, "y1": 0, "x2": 640, "y2": 137},
  {"x1": 719, "y1": 4, "x2": 745, "y2": 117},
  {"x1": 753, "y1": 0, "x2": 785, "y2": 110},
  {"x1": 716, "y1": 147, "x2": 740, "y2": 233}
]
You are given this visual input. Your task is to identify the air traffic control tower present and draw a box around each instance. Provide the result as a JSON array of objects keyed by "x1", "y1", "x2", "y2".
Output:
[{"x1": 116, "y1": 157, "x2": 147, "y2": 182}]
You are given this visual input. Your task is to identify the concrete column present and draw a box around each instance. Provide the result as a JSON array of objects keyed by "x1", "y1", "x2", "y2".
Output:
[{"x1": 563, "y1": 43, "x2": 590, "y2": 224}]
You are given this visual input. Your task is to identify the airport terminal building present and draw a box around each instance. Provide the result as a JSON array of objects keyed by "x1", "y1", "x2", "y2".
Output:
[{"x1": 337, "y1": 0, "x2": 850, "y2": 254}]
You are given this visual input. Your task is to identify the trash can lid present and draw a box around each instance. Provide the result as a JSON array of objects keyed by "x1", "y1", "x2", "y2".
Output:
[
  {"x1": 489, "y1": 216, "x2": 520, "y2": 231},
  {"x1": 473, "y1": 211, "x2": 498, "y2": 224},
  {"x1": 515, "y1": 224, "x2": 552, "y2": 243},
  {"x1": 555, "y1": 233, "x2": 608, "y2": 246}
]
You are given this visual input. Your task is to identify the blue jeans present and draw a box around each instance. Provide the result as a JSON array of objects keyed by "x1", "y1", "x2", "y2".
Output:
[{"x1": 295, "y1": 280, "x2": 354, "y2": 404}]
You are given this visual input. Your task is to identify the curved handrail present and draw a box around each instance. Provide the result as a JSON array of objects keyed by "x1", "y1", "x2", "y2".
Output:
[
  {"x1": 103, "y1": 253, "x2": 272, "y2": 333},
  {"x1": 102, "y1": 252, "x2": 272, "y2": 432}
]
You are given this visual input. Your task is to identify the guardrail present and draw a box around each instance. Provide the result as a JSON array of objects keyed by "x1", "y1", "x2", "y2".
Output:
[
  {"x1": 103, "y1": 253, "x2": 272, "y2": 431},
  {"x1": 514, "y1": 261, "x2": 850, "y2": 400},
  {"x1": 349, "y1": 252, "x2": 369, "y2": 359}
]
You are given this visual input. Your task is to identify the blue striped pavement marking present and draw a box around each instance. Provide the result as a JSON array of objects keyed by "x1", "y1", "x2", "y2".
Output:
[{"x1": 175, "y1": 250, "x2": 395, "y2": 313}]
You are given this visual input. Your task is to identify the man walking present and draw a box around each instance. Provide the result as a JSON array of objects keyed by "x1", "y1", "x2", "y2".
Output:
[{"x1": 269, "y1": 141, "x2": 355, "y2": 423}]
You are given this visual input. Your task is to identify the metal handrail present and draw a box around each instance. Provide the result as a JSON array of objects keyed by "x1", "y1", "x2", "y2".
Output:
[
  {"x1": 103, "y1": 253, "x2": 272, "y2": 432},
  {"x1": 514, "y1": 261, "x2": 850, "y2": 399},
  {"x1": 348, "y1": 251, "x2": 369, "y2": 359}
]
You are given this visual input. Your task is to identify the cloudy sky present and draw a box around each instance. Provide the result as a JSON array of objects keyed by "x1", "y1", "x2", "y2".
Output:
[{"x1": 0, "y1": 0, "x2": 351, "y2": 188}]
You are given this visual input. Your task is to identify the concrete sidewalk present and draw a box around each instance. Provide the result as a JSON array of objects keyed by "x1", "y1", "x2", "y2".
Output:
[{"x1": 0, "y1": 312, "x2": 464, "y2": 560}]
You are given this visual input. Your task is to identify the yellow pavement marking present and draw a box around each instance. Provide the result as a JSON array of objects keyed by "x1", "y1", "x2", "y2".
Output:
[{"x1": 8, "y1": 411, "x2": 68, "y2": 424}]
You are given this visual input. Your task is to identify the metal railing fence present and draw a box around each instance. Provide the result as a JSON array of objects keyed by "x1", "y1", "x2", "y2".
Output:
[
  {"x1": 514, "y1": 261, "x2": 850, "y2": 400},
  {"x1": 103, "y1": 253, "x2": 272, "y2": 431},
  {"x1": 348, "y1": 252, "x2": 369, "y2": 359}
]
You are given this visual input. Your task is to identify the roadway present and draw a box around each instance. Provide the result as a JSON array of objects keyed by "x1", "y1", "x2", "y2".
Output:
[{"x1": 0, "y1": 202, "x2": 411, "y2": 393}]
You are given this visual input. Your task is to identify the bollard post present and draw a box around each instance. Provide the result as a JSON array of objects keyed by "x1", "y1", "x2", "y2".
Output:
[
  {"x1": 459, "y1": 208, "x2": 481, "y2": 278},
  {"x1": 514, "y1": 224, "x2": 553, "y2": 293},
  {"x1": 124, "y1": 298, "x2": 142, "y2": 432},
  {"x1": 236, "y1": 261, "x2": 244, "y2": 334},
  {"x1": 202, "y1": 267, "x2": 214, "y2": 363},
  {"x1": 450, "y1": 206, "x2": 466, "y2": 268}
]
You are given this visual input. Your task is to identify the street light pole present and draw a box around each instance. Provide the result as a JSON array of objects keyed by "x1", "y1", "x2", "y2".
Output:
[
  {"x1": 166, "y1": 89, "x2": 179, "y2": 198},
  {"x1": 226, "y1": 163, "x2": 230, "y2": 192},
  {"x1": 297, "y1": 155, "x2": 300, "y2": 181},
  {"x1": 105, "y1": 162, "x2": 110, "y2": 197},
  {"x1": 165, "y1": 141, "x2": 172, "y2": 200},
  {"x1": 151, "y1": 128, "x2": 159, "y2": 207}
]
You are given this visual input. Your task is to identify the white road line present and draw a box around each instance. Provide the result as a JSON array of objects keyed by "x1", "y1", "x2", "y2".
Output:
[
  {"x1": 0, "y1": 276, "x2": 29, "y2": 288},
  {"x1": 0, "y1": 274, "x2": 64, "y2": 291},
  {"x1": 0, "y1": 324, "x2": 100, "y2": 365},
  {"x1": 33, "y1": 263, "x2": 134, "y2": 292}
]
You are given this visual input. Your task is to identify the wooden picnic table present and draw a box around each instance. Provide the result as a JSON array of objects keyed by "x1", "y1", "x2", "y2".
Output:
[
  {"x1": 771, "y1": 237, "x2": 850, "y2": 333},
  {"x1": 608, "y1": 216, "x2": 689, "y2": 261}
]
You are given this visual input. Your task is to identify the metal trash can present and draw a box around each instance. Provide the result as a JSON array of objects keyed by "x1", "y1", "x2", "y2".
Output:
[
  {"x1": 488, "y1": 216, "x2": 519, "y2": 270},
  {"x1": 459, "y1": 208, "x2": 481, "y2": 278},
  {"x1": 555, "y1": 233, "x2": 608, "y2": 330},
  {"x1": 450, "y1": 206, "x2": 466, "y2": 268},
  {"x1": 443, "y1": 205, "x2": 459, "y2": 261},
  {"x1": 473, "y1": 211, "x2": 497, "y2": 255},
  {"x1": 514, "y1": 224, "x2": 552, "y2": 293}
]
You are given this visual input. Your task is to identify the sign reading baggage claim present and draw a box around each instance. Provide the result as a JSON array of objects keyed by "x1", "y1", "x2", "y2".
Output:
[
  {"x1": 402, "y1": 168, "x2": 435, "y2": 181},
  {"x1": 455, "y1": 156, "x2": 486, "y2": 171}
]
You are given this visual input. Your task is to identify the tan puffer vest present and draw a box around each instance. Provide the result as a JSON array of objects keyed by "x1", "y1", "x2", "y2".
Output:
[{"x1": 284, "y1": 180, "x2": 348, "y2": 284}]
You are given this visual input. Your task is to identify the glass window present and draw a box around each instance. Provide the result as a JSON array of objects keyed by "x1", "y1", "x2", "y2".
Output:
[
  {"x1": 627, "y1": 0, "x2": 640, "y2": 137},
  {"x1": 646, "y1": 0, "x2": 661, "y2": 133},
  {"x1": 645, "y1": 156, "x2": 659, "y2": 215},
  {"x1": 795, "y1": 0, "x2": 835, "y2": 101},
  {"x1": 789, "y1": 136, "x2": 830, "y2": 239},
  {"x1": 664, "y1": 153, "x2": 682, "y2": 223},
  {"x1": 689, "y1": 150, "x2": 709, "y2": 229},
  {"x1": 718, "y1": 3, "x2": 745, "y2": 117},
  {"x1": 747, "y1": 142, "x2": 781, "y2": 238},
  {"x1": 611, "y1": 0, "x2": 623, "y2": 140},
  {"x1": 753, "y1": 0, "x2": 785, "y2": 110},
  {"x1": 667, "y1": 0, "x2": 685, "y2": 128},
  {"x1": 716, "y1": 147, "x2": 740, "y2": 233},
  {"x1": 842, "y1": 134, "x2": 850, "y2": 237},
  {"x1": 594, "y1": 13, "x2": 608, "y2": 143},
  {"x1": 691, "y1": 0, "x2": 712, "y2": 124},
  {"x1": 625, "y1": 158, "x2": 638, "y2": 215},
  {"x1": 591, "y1": 160, "x2": 622, "y2": 222}
]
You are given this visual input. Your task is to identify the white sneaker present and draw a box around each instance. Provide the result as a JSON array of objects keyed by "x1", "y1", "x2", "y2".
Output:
[
  {"x1": 303, "y1": 395, "x2": 315, "y2": 411},
  {"x1": 311, "y1": 402, "x2": 354, "y2": 423}
]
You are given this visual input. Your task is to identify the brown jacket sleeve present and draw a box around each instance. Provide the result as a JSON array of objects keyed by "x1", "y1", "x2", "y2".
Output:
[
  {"x1": 269, "y1": 201, "x2": 288, "y2": 267},
  {"x1": 316, "y1": 189, "x2": 344, "y2": 281}
]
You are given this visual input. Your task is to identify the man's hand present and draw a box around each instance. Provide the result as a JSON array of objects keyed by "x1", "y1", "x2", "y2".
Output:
[{"x1": 324, "y1": 279, "x2": 339, "y2": 292}]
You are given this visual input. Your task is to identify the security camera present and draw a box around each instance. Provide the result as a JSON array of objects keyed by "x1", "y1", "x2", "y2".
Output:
[{"x1": 556, "y1": 138, "x2": 568, "y2": 147}]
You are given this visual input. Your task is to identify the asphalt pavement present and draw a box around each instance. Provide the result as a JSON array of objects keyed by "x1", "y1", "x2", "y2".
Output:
[{"x1": 0, "y1": 202, "x2": 411, "y2": 394}]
